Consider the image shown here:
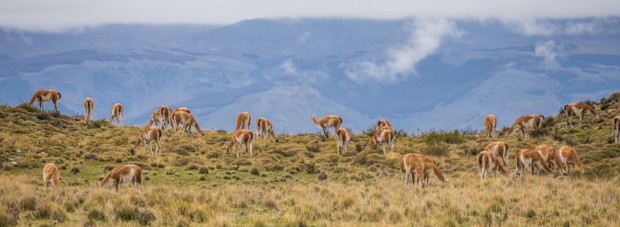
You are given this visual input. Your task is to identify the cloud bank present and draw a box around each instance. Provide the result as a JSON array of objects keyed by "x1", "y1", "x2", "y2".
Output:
[
  {"x1": 343, "y1": 18, "x2": 460, "y2": 83},
  {"x1": 1, "y1": 0, "x2": 619, "y2": 31}
]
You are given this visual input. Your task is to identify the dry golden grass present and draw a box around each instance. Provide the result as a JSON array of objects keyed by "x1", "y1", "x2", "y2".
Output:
[
  {"x1": 1, "y1": 172, "x2": 619, "y2": 226},
  {"x1": 0, "y1": 94, "x2": 619, "y2": 226}
]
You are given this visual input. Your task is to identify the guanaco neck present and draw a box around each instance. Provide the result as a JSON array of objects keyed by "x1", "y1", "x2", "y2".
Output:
[{"x1": 311, "y1": 115, "x2": 319, "y2": 125}]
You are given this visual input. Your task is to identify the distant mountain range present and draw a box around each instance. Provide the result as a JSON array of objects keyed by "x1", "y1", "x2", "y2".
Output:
[{"x1": 1, "y1": 18, "x2": 618, "y2": 133}]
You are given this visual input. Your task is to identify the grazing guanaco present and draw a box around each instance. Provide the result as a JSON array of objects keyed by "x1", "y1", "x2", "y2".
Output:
[
  {"x1": 484, "y1": 141, "x2": 509, "y2": 167},
  {"x1": 130, "y1": 126, "x2": 163, "y2": 155},
  {"x1": 172, "y1": 111, "x2": 204, "y2": 136},
  {"x1": 514, "y1": 149, "x2": 554, "y2": 177},
  {"x1": 148, "y1": 109, "x2": 162, "y2": 128},
  {"x1": 335, "y1": 128, "x2": 351, "y2": 155},
  {"x1": 477, "y1": 150, "x2": 510, "y2": 181},
  {"x1": 28, "y1": 89, "x2": 61, "y2": 112},
  {"x1": 564, "y1": 102, "x2": 600, "y2": 127},
  {"x1": 236, "y1": 112, "x2": 251, "y2": 130},
  {"x1": 507, "y1": 114, "x2": 544, "y2": 139},
  {"x1": 368, "y1": 126, "x2": 395, "y2": 155},
  {"x1": 375, "y1": 119, "x2": 393, "y2": 130},
  {"x1": 43, "y1": 163, "x2": 60, "y2": 189},
  {"x1": 484, "y1": 114, "x2": 497, "y2": 138},
  {"x1": 310, "y1": 114, "x2": 342, "y2": 138},
  {"x1": 256, "y1": 117, "x2": 278, "y2": 142},
  {"x1": 534, "y1": 144, "x2": 565, "y2": 175},
  {"x1": 83, "y1": 98, "x2": 94, "y2": 123},
  {"x1": 401, "y1": 153, "x2": 445, "y2": 187},
  {"x1": 100, "y1": 164, "x2": 143, "y2": 192},
  {"x1": 557, "y1": 145, "x2": 583, "y2": 174},
  {"x1": 149, "y1": 106, "x2": 173, "y2": 130},
  {"x1": 225, "y1": 129, "x2": 254, "y2": 157},
  {"x1": 110, "y1": 103, "x2": 124, "y2": 125},
  {"x1": 400, "y1": 153, "x2": 431, "y2": 186},
  {"x1": 613, "y1": 116, "x2": 620, "y2": 143}
]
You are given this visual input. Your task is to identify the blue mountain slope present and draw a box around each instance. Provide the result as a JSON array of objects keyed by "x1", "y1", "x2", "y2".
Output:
[{"x1": 0, "y1": 19, "x2": 618, "y2": 132}]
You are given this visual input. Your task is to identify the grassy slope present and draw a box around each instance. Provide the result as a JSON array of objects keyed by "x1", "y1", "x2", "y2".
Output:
[{"x1": 0, "y1": 93, "x2": 619, "y2": 226}]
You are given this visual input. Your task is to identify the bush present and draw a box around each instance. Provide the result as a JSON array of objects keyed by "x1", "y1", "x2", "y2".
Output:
[
  {"x1": 115, "y1": 205, "x2": 138, "y2": 221},
  {"x1": 70, "y1": 166, "x2": 80, "y2": 174},
  {"x1": 138, "y1": 208, "x2": 156, "y2": 225},
  {"x1": 37, "y1": 201, "x2": 67, "y2": 222},
  {"x1": 88, "y1": 209, "x2": 106, "y2": 221},
  {"x1": 421, "y1": 142, "x2": 450, "y2": 156},
  {"x1": 250, "y1": 167, "x2": 260, "y2": 176},
  {"x1": 199, "y1": 167, "x2": 209, "y2": 174},
  {"x1": 19, "y1": 197, "x2": 37, "y2": 211},
  {"x1": 305, "y1": 141, "x2": 321, "y2": 153},
  {"x1": 18, "y1": 103, "x2": 38, "y2": 112},
  {"x1": 0, "y1": 209, "x2": 15, "y2": 227},
  {"x1": 317, "y1": 172, "x2": 328, "y2": 181},
  {"x1": 423, "y1": 130, "x2": 464, "y2": 145}
]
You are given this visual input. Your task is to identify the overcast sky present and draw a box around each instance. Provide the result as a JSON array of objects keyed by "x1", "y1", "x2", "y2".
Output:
[{"x1": 1, "y1": 0, "x2": 619, "y2": 31}]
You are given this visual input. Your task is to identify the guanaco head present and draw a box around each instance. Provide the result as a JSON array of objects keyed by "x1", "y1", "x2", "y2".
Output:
[
  {"x1": 129, "y1": 141, "x2": 138, "y2": 155},
  {"x1": 224, "y1": 139, "x2": 234, "y2": 154}
]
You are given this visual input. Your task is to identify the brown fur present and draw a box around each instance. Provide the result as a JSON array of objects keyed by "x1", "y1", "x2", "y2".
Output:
[
  {"x1": 564, "y1": 102, "x2": 600, "y2": 127},
  {"x1": 43, "y1": 163, "x2": 60, "y2": 189},
  {"x1": 375, "y1": 119, "x2": 393, "y2": 131},
  {"x1": 477, "y1": 150, "x2": 510, "y2": 181},
  {"x1": 507, "y1": 114, "x2": 544, "y2": 139},
  {"x1": 484, "y1": 114, "x2": 497, "y2": 138},
  {"x1": 110, "y1": 103, "x2": 124, "y2": 125},
  {"x1": 172, "y1": 111, "x2": 204, "y2": 136},
  {"x1": 558, "y1": 145, "x2": 583, "y2": 174},
  {"x1": 131, "y1": 126, "x2": 163, "y2": 155},
  {"x1": 484, "y1": 141, "x2": 509, "y2": 167},
  {"x1": 174, "y1": 107, "x2": 191, "y2": 114},
  {"x1": 310, "y1": 114, "x2": 343, "y2": 138},
  {"x1": 613, "y1": 116, "x2": 620, "y2": 143},
  {"x1": 534, "y1": 144, "x2": 565, "y2": 174},
  {"x1": 28, "y1": 89, "x2": 61, "y2": 112},
  {"x1": 83, "y1": 97, "x2": 94, "y2": 123},
  {"x1": 226, "y1": 129, "x2": 254, "y2": 157},
  {"x1": 236, "y1": 112, "x2": 251, "y2": 131},
  {"x1": 149, "y1": 106, "x2": 173, "y2": 130},
  {"x1": 335, "y1": 128, "x2": 351, "y2": 155},
  {"x1": 256, "y1": 118, "x2": 278, "y2": 142},
  {"x1": 368, "y1": 126, "x2": 395, "y2": 155},
  {"x1": 100, "y1": 164, "x2": 143, "y2": 192},
  {"x1": 400, "y1": 153, "x2": 430, "y2": 186},
  {"x1": 514, "y1": 149, "x2": 554, "y2": 177},
  {"x1": 401, "y1": 153, "x2": 445, "y2": 187}
]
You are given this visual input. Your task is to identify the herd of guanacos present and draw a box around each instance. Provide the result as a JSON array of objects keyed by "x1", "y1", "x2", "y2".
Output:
[{"x1": 25, "y1": 89, "x2": 620, "y2": 190}]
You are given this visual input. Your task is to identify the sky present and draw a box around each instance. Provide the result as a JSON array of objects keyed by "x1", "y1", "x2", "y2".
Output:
[{"x1": 1, "y1": 0, "x2": 620, "y2": 32}]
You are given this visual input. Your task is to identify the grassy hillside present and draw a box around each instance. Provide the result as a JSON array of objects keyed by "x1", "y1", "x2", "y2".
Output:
[{"x1": 0, "y1": 93, "x2": 619, "y2": 226}]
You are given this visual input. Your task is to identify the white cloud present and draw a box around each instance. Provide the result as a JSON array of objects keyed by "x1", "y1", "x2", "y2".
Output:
[
  {"x1": 508, "y1": 19, "x2": 602, "y2": 36},
  {"x1": 512, "y1": 19, "x2": 560, "y2": 36},
  {"x1": 343, "y1": 18, "x2": 460, "y2": 83},
  {"x1": 565, "y1": 22, "x2": 598, "y2": 34},
  {"x1": 279, "y1": 59, "x2": 327, "y2": 83},
  {"x1": 0, "y1": 0, "x2": 619, "y2": 32},
  {"x1": 535, "y1": 40, "x2": 560, "y2": 69},
  {"x1": 297, "y1": 31, "x2": 312, "y2": 44}
]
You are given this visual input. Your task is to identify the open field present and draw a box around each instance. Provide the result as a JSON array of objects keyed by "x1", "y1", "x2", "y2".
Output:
[{"x1": 1, "y1": 93, "x2": 620, "y2": 226}]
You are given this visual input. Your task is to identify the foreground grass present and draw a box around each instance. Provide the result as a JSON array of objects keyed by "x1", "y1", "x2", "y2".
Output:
[{"x1": 1, "y1": 172, "x2": 619, "y2": 226}]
